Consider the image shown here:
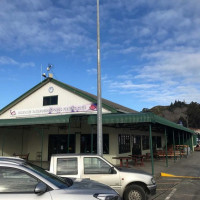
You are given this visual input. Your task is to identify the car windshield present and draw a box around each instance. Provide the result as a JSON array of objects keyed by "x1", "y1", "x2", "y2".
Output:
[{"x1": 23, "y1": 162, "x2": 72, "y2": 189}]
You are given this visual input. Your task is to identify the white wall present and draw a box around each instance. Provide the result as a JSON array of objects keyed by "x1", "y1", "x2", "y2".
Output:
[
  {"x1": 0, "y1": 129, "x2": 24, "y2": 157},
  {"x1": 0, "y1": 82, "x2": 110, "y2": 119}
]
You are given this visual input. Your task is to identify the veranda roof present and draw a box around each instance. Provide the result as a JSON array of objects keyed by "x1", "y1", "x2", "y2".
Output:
[
  {"x1": 88, "y1": 112, "x2": 195, "y2": 134},
  {"x1": 0, "y1": 114, "x2": 71, "y2": 127}
]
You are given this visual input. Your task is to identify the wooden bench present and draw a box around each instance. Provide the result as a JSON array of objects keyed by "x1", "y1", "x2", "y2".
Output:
[{"x1": 156, "y1": 151, "x2": 186, "y2": 159}]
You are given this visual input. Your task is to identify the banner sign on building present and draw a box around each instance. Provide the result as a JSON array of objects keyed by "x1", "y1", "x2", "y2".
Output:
[{"x1": 10, "y1": 103, "x2": 97, "y2": 117}]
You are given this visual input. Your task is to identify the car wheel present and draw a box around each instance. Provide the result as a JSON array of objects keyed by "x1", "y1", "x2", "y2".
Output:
[{"x1": 124, "y1": 184, "x2": 147, "y2": 200}]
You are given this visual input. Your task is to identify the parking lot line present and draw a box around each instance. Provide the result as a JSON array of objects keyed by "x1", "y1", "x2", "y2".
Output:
[{"x1": 165, "y1": 188, "x2": 177, "y2": 200}]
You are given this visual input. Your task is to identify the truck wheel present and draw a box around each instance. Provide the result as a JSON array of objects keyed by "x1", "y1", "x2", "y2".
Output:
[{"x1": 124, "y1": 184, "x2": 147, "y2": 200}]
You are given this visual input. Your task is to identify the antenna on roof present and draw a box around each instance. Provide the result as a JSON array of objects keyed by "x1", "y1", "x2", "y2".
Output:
[
  {"x1": 42, "y1": 64, "x2": 54, "y2": 79},
  {"x1": 42, "y1": 73, "x2": 46, "y2": 78},
  {"x1": 47, "y1": 64, "x2": 53, "y2": 71},
  {"x1": 41, "y1": 64, "x2": 42, "y2": 82}
]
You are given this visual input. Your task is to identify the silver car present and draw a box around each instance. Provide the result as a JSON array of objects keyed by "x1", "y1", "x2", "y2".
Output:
[{"x1": 0, "y1": 157, "x2": 120, "y2": 200}]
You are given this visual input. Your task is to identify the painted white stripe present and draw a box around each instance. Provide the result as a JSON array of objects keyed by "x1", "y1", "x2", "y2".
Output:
[{"x1": 165, "y1": 188, "x2": 177, "y2": 200}]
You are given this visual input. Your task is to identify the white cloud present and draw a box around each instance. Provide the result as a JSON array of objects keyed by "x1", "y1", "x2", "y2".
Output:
[
  {"x1": 87, "y1": 68, "x2": 97, "y2": 75},
  {"x1": 0, "y1": 56, "x2": 35, "y2": 68},
  {"x1": 1, "y1": 0, "x2": 200, "y2": 57},
  {"x1": 104, "y1": 49, "x2": 200, "y2": 107},
  {"x1": 139, "y1": 51, "x2": 200, "y2": 83},
  {"x1": 0, "y1": 0, "x2": 96, "y2": 52},
  {"x1": 0, "y1": 57, "x2": 18, "y2": 65},
  {"x1": 99, "y1": 0, "x2": 200, "y2": 59},
  {"x1": 109, "y1": 80, "x2": 157, "y2": 90}
]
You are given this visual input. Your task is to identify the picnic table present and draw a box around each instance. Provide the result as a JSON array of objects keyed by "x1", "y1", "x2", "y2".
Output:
[
  {"x1": 155, "y1": 150, "x2": 186, "y2": 159},
  {"x1": 129, "y1": 155, "x2": 145, "y2": 166},
  {"x1": 112, "y1": 156, "x2": 132, "y2": 167}
]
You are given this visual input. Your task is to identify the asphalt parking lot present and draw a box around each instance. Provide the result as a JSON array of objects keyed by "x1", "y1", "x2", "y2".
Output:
[{"x1": 150, "y1": 151, "x2": 200, "y2": 200}]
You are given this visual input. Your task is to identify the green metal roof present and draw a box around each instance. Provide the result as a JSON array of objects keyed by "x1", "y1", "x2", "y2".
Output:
[
  {"x1": 0, "y1": 80, "x2": 48, "y2": 115},
  {"x1": 88, "y1": 112, "x2": 195, "y2": 134},
  {"x1": 0, "y1": 115, "x2": 71, "y2": 127},
  {"x1": 50, "y1": 78, "x2": 137, "y2": 113},
  {"x1": 0, "y1": 112, "x2": 195, "y2": 134}
]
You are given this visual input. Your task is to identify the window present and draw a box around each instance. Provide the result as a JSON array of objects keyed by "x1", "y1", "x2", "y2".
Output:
[
  {"x1": 80, "y1": 134, "x2": 109, "y2": 154},
  {"x1": 0, "y1": 167, "x2": 38, "y2": 193},
  {"x1": 118, "y1": 134, "x2": 130, "y2": 154},
  {"x1": 157, "y1": 136, "x2": 162, "y2": 148},
  {"x1": 142, "y1": 136, "x2": 149, "y2": 150},
  {"x1": 152, "y1": 136, "x2": 162, "y2": 149},
  {"x1": 84, "y1": 157, "x2": 111, "y2": 174},
  {"x1": 57, "y1": 158, "x2": 78, "y2": 175},
  {"x1": 24, "y1": 162, "x2": 69, "y2": 189},
  {"x1": 43, "y1": 95, "x2": 58, "y2": 106}
]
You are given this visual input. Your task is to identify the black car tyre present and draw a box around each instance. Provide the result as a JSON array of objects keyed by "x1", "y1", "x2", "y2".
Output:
[{"x1": 124, "y1": 184, "x2": 147, "y2": 200}]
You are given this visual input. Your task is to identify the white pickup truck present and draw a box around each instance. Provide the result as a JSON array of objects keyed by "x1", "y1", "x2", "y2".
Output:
[{"x1": 49, "y1": 154, "x2": 156, "y2": 200}]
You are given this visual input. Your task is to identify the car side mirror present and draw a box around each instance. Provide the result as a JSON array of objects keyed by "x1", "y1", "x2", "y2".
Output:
[{"x1": 35, "y1": 182, "x2": 47, "y2": 194}]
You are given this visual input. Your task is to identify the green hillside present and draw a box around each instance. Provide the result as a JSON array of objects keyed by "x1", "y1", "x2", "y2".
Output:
[{"x1": 142, "y1": 101, "x2": 200, "y2": 128}]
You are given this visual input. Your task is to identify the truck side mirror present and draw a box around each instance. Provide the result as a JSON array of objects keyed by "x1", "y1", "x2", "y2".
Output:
[{"x1": 109, "y1": 167, "x2": 116, "y2": 174}]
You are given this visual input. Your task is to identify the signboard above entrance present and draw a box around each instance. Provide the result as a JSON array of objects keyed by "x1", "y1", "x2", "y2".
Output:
[{"x1": 10, "y1": 103, "x2": 97, "y2": 117}]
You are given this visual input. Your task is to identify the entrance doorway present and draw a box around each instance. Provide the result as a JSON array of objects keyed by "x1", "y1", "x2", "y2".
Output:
[
  {"x1": 80, "y1": 134, "x2": 109, "y2": 154},
  {"x1": 132, "y1": 135, "x2": 141, "y2": 155},
  {"x1": 48, "y1": 134, "x2": 75, "y2": 160}
]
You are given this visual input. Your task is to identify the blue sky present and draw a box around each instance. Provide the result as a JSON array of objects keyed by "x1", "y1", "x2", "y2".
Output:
[{"x1": 1, "y1": 0, "x2": 200, "y2": 112}]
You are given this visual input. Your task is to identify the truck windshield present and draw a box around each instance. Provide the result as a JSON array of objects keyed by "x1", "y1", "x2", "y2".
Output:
[{"x1": 24, "y1": 162, "x2": 72, "y2": 189}]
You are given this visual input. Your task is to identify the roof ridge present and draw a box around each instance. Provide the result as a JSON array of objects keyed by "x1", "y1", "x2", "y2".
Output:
[
  {"x1": 51, "y1": 79, "x2": 137, "y2": 113},
  {"x1": 0, "y1": 78, "x2": 50, "y2": 115},
  {"x1": 0, "y1": 78, "x2": 137, "y2": 115}
]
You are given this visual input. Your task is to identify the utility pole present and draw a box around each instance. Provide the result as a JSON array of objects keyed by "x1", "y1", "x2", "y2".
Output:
[{"x1": 97, "y1": 0, "x2": 103, "y2": 156}]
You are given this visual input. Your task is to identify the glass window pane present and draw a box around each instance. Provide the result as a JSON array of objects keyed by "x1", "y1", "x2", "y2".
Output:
[
  {"x1": 152, "y1": 136, "x2": 162, "y2": 149},
  {"x1": 43, "y1": 96, "x2": 58, "y2": 106},
  {"x1": 0, "y1": 167, "x2": 38, "y2": 193},
  {"x1": 103, "y1": 134, "x2": 109, "y2": 154},
  {"x1": 57, "y1": 158, "x2": 78, "y2": 175},
  {"x1": 48, "y1": 134, "x2": 75, "y2": 160},
  {"x1": 84, "y1": 157, "x2": 110, "y2": 174},
  {"x1": 142, "y1": 136, "x2": 150, "y2": 150},
  {"x1": 80, "y1": 134, "x2": 109, "y2": 154},
  {"x1": 118, "y1": 134, "x2": 130, "y2": 154},
  {"x1": 51, "y1": 96, "x2": 58, "y2": 105},
  {"x1": 152, "y1": 136, "x2": 157, "y2": 150},
  {"x1": 43, "y1": 96, "x2": 50, "y2": 106},
  {"x1": 157, "y1": 136, "x2": 162, "y2": 148}
]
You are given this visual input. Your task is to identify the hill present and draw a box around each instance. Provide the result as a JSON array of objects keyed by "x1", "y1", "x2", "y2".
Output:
[{"x1": 142, "y1": 101, "x2": 200, "y2": 128}]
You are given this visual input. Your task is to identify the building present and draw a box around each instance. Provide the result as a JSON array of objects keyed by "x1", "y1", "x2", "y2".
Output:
[{"x1": 0, "y1": 78, "x2": 195, "y2": 171}]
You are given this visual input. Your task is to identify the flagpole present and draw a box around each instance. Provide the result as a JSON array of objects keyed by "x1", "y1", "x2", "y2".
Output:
[{"x1": 97, "y1": 0, "x2": 103, "y2": 156}]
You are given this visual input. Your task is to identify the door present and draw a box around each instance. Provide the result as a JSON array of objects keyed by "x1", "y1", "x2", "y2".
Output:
[
  {"x1": 48, "y1": 134, "x2": 75, "y2": 160},
  {"x1": 0, "y1": 167, "x2": 51, "y2": 200},
  {"x1": 81, "y1": 157, "x2": 121, "y2": 193},
  {"x1": 132, "y1": 135, "x2": 141, "y2": 155}
]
